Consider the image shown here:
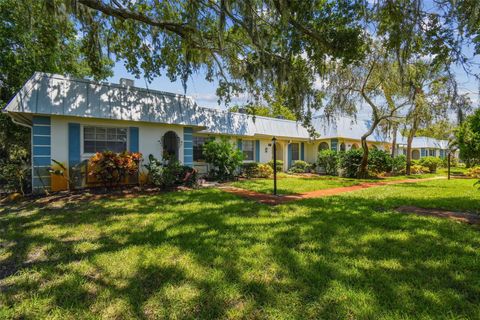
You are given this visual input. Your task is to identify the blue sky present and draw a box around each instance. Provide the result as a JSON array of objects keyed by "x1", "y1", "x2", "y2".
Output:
[{"x1": 107, "y1": 58, "x2": 479, "y2": 122}]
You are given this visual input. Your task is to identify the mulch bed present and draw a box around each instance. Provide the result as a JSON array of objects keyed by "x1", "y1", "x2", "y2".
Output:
[
  {"x1": 396, "y1": 206, "x2": 480, "y2": 225},
  {"x1": 0, "y1": 186, "x2": 196, "y2": 211}
]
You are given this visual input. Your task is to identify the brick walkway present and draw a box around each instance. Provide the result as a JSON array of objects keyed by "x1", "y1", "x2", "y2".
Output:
[{"x1": 219, "y1": 177, "x2": 445, "y2": 205}]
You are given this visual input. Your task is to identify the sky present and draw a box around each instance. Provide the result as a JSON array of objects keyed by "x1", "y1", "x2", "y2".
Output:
[{"x1": 107, "y1": 58, "x2": 479, "y2": 122}]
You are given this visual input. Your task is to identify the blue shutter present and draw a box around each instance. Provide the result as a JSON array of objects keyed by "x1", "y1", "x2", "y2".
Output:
[
  {"x1": 421, "y1": 148, "x2": 427, "y2": 157},
  {"x1": 237, "y1": 139, "x2": 242, "y2": 151},
  {"x1": 439, "y1": 149, "x2": 445, "y2": 158},
  {"x1": 288, "y1": 143, "x2": 293, "y2": 168},
  {"x1": 32, "y1": 116, "x2": 51, "y2": 193},
  {"x1": 68, "y1": 123, "x2": 82, "y2": 189},
  {"x1": 331, "y1": 138, "x2": 338, "y2": 151},
  {"x1": 129, "y1": 127, "x2": 139, "y2": 152},
  {"x1": 68, "y1": 123, "x2": 81, "y2": 169},
  {"x1": 300, "y1": 142, "x2": 305, "y2": 161},
  {"x1": 255, "y1": 140, "x2": 260, "y2": 162},
  {"x1": 183, "y1": 127, "x2": 193, "y2": 167}
]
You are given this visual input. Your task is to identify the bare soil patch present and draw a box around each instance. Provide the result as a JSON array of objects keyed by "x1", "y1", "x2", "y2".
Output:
[{"x1": 396, "y1": 206, "x2": 480, "y2": 225}]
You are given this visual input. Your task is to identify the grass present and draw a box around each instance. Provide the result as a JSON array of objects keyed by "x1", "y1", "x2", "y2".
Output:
[
  {"x1": 1, "y1": 179, "x2": 479, "y2": 319},
  {"x1": 230, "y1": 173, "x2": 443, "y2": 195},
  {"x1": 230, "y1": 175, "x2": 363, "y2": 194}
]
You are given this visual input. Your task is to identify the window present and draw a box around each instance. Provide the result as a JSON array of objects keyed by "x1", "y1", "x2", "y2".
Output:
[
  {"x1": 340, "y1": 143, "x2": 346, "y2": 152},
  {"x1": 163, "y1": 131, "x2": 179, "y2": 161},
  {"x1": 193, "y1": 136, "x2": 209, "y2": 161},
  {"x1": 291, "y1": 143, "x2": 300, "y2": 161},
  {"x1": 243, "y1": 140, "x2": 255, "y2": 161},
  {"x1": 429, "y1": 149, "x2": 435, "y2": 157},
  {"x1": 412, "y1": 149, "x2": 420, "y2": 160},
  {"x1": 318, "y1": 142, "x2": 329, "y2": 151},
  {"x1": 84, "y1": 126, "x2": 127, "y2": 153}
]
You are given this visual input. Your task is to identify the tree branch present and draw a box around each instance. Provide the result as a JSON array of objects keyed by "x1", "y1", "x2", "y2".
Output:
[{"x1": 78, "y1": 0, "x2": 193, "y2": 36}]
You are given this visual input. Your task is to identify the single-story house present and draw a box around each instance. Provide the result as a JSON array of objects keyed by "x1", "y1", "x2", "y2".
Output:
[{"x1": 2, "y1": 73, "x2": 451, "y2": 192}]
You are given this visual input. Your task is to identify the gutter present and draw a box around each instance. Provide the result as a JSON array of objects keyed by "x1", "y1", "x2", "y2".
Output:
[{"x1": 6, "y1": 112, "x2": 32, "y2": 129}]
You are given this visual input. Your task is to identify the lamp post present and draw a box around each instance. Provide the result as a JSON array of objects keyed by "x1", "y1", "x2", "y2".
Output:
[
  {"x1": 447, "y1": 133, "x2": 457, "y2": 181},
  {"x1": 272, "y1": 137, "x2": 277, "y2": 195},
  {"x1": 448, "y1": 152, "x2": 451, "y2": 180}
]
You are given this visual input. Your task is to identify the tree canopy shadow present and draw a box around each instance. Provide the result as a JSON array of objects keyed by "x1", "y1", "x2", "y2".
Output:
[{"x1": 1, "y1": 187, "x2": 479, "y2": 319}]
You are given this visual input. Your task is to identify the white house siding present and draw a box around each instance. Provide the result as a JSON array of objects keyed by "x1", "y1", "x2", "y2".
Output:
[
  {"x1": 50, "y1": 115, "x2": 187, "y2": 175},
  {"x1": 305, "y1": 143, "x2": 318, "y2": 163},
  {"x1": 259, "y1": 139, "x2": 272, "y2": 163}
]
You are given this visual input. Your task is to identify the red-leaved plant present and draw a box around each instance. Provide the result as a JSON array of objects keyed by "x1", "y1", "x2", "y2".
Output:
[{"x1": 88, "y1": 151, "x2": 142, "y2": 188}]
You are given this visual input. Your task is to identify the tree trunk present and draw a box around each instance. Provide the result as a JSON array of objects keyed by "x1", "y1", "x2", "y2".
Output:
[
  {"x1": 391, "y1": 124, "x2": 398, "y2": 158},
  {"x1": 358, "y1": 135, "x2": 370, "y2": 178},
  {"x1": 405, "y1": 127, "x2": 417, "y2": 175},
  {"x1": 357, "y1": 117, "x2": 380, "y2": 178}
]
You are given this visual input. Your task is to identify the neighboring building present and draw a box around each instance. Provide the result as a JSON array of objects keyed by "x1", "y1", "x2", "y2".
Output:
[
  {"x1": 3, "y1": 73, "x2": 450, "y2": 193},
  {"x1": 396, "y1": 136, "x2": 449, "y2": 160}
]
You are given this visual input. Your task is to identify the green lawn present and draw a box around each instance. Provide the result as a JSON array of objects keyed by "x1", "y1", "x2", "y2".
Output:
[
  {"x1": 230, "y1": 173, "x2": 443, "y2": 195},
  {"x1": 230, "y1": 175, "x2": 364, "y2": 194},
  {"x1": 1, "y1": 179, "x2": 479, "y2": 319}
]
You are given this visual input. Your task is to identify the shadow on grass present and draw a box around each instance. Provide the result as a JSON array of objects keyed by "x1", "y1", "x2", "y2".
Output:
[{"x1": 1, "y1": 188, "x2": 479, "y2": 319}]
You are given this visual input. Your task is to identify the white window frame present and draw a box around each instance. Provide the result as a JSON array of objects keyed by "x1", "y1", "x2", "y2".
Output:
[
  {"x1": 81, "y1": 125, "x2": 129, "y2": 159},
  {"x1": 242, "y1": 140, "x2": 255, "y2": 162}
]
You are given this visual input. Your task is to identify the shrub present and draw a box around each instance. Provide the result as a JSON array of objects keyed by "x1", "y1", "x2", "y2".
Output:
[
  {"x1": 411, "y1": 159, "x2": 421, "y2": 166},
  {"x1": 368, "y1": 149, "x2": 392, "y2": 174},
  {"x1": 88, "y1": 151, "x2": 142, "y2": 187},
  {"x1": 339, "y1": 149, "x2": 363, "y2": 178},
  {"x1": 391, "y1": 155, "x2": 406, "y2": 175},
  {"x1": 203, "y1": 137, "x2": 244, "y2": 181},
  {"x1": 419, "y1": 156, "x2": 442, "y2": 173},
  {"x1": 179, "y1": 165, "x2": 199, "y2": 188},
  {"x1": 442, "y1": 155, "x2": 458, "y2": 168},
  {"x1": 241, "y1": 162, "x2": 273, "y2": 178},
  {"x1": 242, "y1": 162, "x2": 260, "y2": 178},
  {"x1": 317, "y1": 150, "x2": 338, "y2": 176},
  {"x1": 288, "y1": 160, "x2": 312, "y2": 173},
  {"x1": 0, "y1": 162, "x2": 30, "y2": 195},
  {"x1": 158, "y1": 159, "x2": 183, "y2": 188},
  {"x1": 466, "y1": 166, "x2": 480, "y2": 178},
  {"x1": 267, "y1": 159, "x2": 283, "y2": 172},
  {"x1": 144, "y1": 154, "x2": 164, "y2": 186},
  {"x1": 144, "y1": 154, "x2": 198, "y2": 188},
  {"x1": 411, "y1": 165, "x2": 430, "y2": 174},
  {"x1": 257, "y1": 164, "x2": 273, "y2": 178}
]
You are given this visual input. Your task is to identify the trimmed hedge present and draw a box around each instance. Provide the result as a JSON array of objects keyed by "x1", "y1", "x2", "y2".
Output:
[
  {"x1": 288, "y1": 160, "x2": 313, "y2": 173},
  {"x1": 317, "y1": 150, "x2": 338, "y2": 176}
]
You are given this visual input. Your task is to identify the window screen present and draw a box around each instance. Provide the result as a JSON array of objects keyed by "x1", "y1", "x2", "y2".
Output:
[
  {"x1": 291, "y1": 143, "x2": 300, "y2": 161},
  {"x1": 84, "y1": 126, "x2": 127, "y2": 153},
  {"x1": 243, "y1": 140, "x2": 255, "y2": 161},
  {"x1": 193, "y1": 136, "x2": 209, "y2": 161}
]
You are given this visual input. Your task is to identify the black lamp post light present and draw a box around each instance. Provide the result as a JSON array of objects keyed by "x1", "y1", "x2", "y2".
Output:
[{"x1": 272, "y1": 136, "x2": 277, "y2": 195}]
